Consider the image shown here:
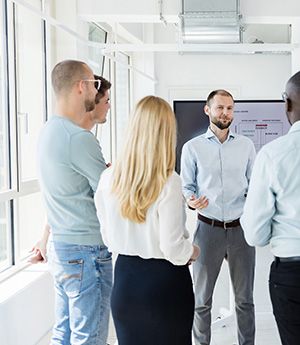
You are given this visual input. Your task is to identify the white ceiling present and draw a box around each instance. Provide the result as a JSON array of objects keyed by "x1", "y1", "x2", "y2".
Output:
[{"x1": 77, "y1": 0, "x2": 300, "y2": 53}]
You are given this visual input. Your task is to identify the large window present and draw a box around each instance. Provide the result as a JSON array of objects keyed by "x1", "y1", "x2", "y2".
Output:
[
  {"x1": 0, "y1": 1, "x2": 114, "y2": 276},
  {"x1": 88, "y1": 23, "x2": 106, "y2": 76},
  {"x1": 0, "y1": 201, "x2": 10, "y2": 270},
  {"x1": 0, "y1": 0, "x2": 11, "y2": 270},
  {"x1": 15, "y1": 0, "x2": 46, "y2": 182},
  {"x1": 16, "y1": 193, "x2": 46, "y2": 259},
  {"x1": 0, "y1": 57, "x2": 9, "y2": 192},
  {"x1": 88, "y1": 23, "x2": 112, "y2": 162},
  {"x1": 115, "y1": 52, "x2": 131, "y2": 152},
  {"x1": 0, "y1": 0, "x2": 47, "y2": 273},
  {"x1": 13, "y1": 0, "x2": 47, "y2": 262}
]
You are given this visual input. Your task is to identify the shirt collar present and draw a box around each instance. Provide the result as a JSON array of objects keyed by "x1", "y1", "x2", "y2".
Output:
[
  {"x1": 289, "y1": 120, "x2": 300, "y2": 134},
  {"x1": 205, "y1": 127, "x2": 236, "y2": 141}
]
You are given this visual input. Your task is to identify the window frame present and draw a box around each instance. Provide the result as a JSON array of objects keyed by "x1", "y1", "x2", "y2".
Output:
[{"x1": 0, "y1": 0, "x2": 48, "y2": 275}]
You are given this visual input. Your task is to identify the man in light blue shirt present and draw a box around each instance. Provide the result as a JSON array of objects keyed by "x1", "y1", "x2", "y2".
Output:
[
  {"x1": 181, "y1": 90, "x2": 256, "y2": 345},
  {"x1": 37, "y1": 61, "x2": 112, "y2": 345},
  {"x1": 241, "y1": 72, "x2": 300, "y2": 345}
]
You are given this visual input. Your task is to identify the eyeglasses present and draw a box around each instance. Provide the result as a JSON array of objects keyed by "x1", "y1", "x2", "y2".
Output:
[
  {"x1": 282, "y1": 91, "x2": 288, "y2": 102},
  {"x1": 82, "y1": 79, "x2": 101, "y2": 91}
]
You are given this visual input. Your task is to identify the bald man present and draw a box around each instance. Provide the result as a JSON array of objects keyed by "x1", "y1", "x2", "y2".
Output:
[{"x1": 241, "y1": 71, "x2": 300, "y2": 345}]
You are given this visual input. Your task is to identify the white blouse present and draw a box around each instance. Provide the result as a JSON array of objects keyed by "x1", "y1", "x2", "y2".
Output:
[{"x1": 95, "y1": 169, "x2": 193, "y2": 265}]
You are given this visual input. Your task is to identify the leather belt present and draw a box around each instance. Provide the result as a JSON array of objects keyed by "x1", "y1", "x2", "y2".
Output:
[
  {"x1": 198, "y1": 213, "x2": 240, "y2": 229},
  {"x1": 275, "y1": 256, "x2": 300, "y2": 263}
]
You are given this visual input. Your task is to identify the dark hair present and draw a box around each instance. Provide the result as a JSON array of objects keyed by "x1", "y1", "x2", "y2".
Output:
[
  {"x1": 206, "y1": 89, "x2": 234, "y2": 106},
  {"x1": 51, "y1": 60, "x2": 89, "y2": 95},
  {"x1": 94, "y1": 75, "x2": 112, "y2": 104}
]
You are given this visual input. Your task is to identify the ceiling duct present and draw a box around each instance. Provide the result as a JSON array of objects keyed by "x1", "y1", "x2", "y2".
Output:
[{"x1": 180, "y1": 0, "x2": 242, "y2": 44}]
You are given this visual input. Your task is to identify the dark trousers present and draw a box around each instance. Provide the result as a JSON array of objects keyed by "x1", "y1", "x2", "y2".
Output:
[
  {"x1": 111, "y1": 254, "x2": 195, "y2": 345},
  {"x1": 269, "y1": 259, "x2": 300, "y2": 345}
]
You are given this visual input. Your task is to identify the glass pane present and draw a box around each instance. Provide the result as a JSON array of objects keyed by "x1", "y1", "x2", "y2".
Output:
[
  {"x1": 94, "y1": 59, "x2": 112, "y2": 163},
  {"x1": 0, "y1": 201, "x2": 10, "y2": 270},
  {"x1": 88, "y1": 23, "x2": 106, "y2": 76},
  {"x1": 17, "y1": 192, "x2": 46, "y2": 259},
  {"x1": 115, "y1": 52, "x2": 130, "y2": 151},
  {"x1": 0, "y1": 4, "x2": 9, "y2": 192},
  {"x1": 15, "y1": 0, "x2": 45, "y2": 181}
]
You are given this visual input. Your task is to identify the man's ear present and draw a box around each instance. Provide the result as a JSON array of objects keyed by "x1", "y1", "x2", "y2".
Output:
[
  {"x1": 286, "y1": 98, "x2": 292, "y2": 112},
  {"x1": 77, "y1": 80, "x2": 85, "y2": 94},
  {"x1": 204, "y1": 104, "x2": 210, "y2": 117}
]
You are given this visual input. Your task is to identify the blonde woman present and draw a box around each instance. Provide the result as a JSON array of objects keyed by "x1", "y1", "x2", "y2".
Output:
[{"x1": 95, "y1": 96, "x2": 199, "y2": 345}]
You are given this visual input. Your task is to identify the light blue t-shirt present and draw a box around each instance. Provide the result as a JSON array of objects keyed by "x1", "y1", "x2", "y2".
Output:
[{"x1": 37, "y1": 115, "x2": 107, "y2": 245}]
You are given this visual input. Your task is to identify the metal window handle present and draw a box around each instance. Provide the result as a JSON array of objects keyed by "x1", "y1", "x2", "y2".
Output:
[{"x1": 17, "y1": 112, "x2": 29, "y2": 134}]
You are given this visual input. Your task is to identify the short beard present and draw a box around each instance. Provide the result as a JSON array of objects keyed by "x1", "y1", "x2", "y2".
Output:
[
  {"x1": 212, "y1": 119, "x2": 232, "y2": 130},
  {"x1": 85, "y1": 99, "x2": 95, "y2": 112}
]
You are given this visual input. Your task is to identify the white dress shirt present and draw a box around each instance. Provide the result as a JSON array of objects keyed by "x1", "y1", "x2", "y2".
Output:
[
  {"x1": 94, "y1": 169, "x2": 193, "y2": 265},
  {"x1": 241, "y1": 121, "x2": 300, "y2": 257}
]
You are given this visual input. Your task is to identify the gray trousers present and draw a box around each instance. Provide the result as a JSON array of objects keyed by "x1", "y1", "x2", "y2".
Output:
[{"x1": 193, "y1": 220, "x2": 255, "y2": 345}]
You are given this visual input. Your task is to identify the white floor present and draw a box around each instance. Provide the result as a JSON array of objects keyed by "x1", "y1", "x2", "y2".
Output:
[
  {"x1": 209, "y1": 312, "x2": 281, "y2": 345},
  {"x1": 39, "y1": 313, "x2": 281, "y2": 345}
]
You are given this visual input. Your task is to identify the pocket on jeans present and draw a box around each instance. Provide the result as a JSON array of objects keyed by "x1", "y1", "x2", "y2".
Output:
[
  {"x1": 51, "y1": 258, "x2": 84, "y2": 298},
  {"x1": 96, "y1": 248, "x2": 112, "y2": 263}
]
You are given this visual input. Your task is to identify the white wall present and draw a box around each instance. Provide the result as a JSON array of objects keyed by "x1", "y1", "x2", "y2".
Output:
[
  {"x1": 155, "y1": 53, "x2": 291, "y2": 101},
  {"x1": 79, "y1": 0, "x2": 300, "y2": 21},
  {"x1": 132, "y1": 24, "x2": 156, "y2": 103},
  {"x1": 0, "y1": 269, "x2": 54, "y2": 345}
]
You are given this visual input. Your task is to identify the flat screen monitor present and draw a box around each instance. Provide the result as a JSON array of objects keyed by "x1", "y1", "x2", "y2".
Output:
[{"x1": 173, "y1": 100, "x2": 290, "y2": 173}]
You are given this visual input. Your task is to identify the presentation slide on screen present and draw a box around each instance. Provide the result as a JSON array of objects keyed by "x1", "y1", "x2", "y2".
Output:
[{"x1": 232, "y1": 102, "x2": 290, "y2": 151}]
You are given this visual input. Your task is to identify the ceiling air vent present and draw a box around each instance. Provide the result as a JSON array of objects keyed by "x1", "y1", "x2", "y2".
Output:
[{"x1": 180, "y1": 0, "x2": 242, "y2": 43}]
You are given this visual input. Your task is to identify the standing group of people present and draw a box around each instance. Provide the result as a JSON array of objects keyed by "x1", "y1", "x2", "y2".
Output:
[{"x1": 31, "y1": 59, "x2": 300, "y2": 345}]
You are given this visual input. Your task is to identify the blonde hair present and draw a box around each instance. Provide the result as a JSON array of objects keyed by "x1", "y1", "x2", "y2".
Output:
[{"x1": 112, "y1": 96, "x2": 176, "y2": 223}]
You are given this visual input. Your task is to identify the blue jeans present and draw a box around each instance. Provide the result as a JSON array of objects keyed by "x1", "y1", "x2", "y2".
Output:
[{"x1": 48, "y1": 241, "x2": 113, "y2": 345}]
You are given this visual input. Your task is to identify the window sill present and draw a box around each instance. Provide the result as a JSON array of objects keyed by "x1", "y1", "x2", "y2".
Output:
[{"x1": 0, "y1": 263, "x2": 50, "y2": 304}]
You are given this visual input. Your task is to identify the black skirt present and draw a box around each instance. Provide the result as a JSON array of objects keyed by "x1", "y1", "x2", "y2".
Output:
[{"x1": 111, "y1": 254, "x2": 194, "y2": 345}]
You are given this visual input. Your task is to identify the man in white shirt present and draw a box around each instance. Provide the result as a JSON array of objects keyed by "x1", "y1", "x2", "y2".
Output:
[
  {"x1": 181, "y1": 90, "x2": 256, "y2": 345},
  {"x1": 241, "y1": 71, "x2": 300, "y2": 345}
]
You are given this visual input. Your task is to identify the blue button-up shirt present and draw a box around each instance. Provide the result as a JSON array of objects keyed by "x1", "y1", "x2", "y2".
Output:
[
  {"x1": 241, "y1": 121, "x2": 300, "y2": 257},
  {"x1": 181, "y1": 128, "x2": 256, "y2": 221}
]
